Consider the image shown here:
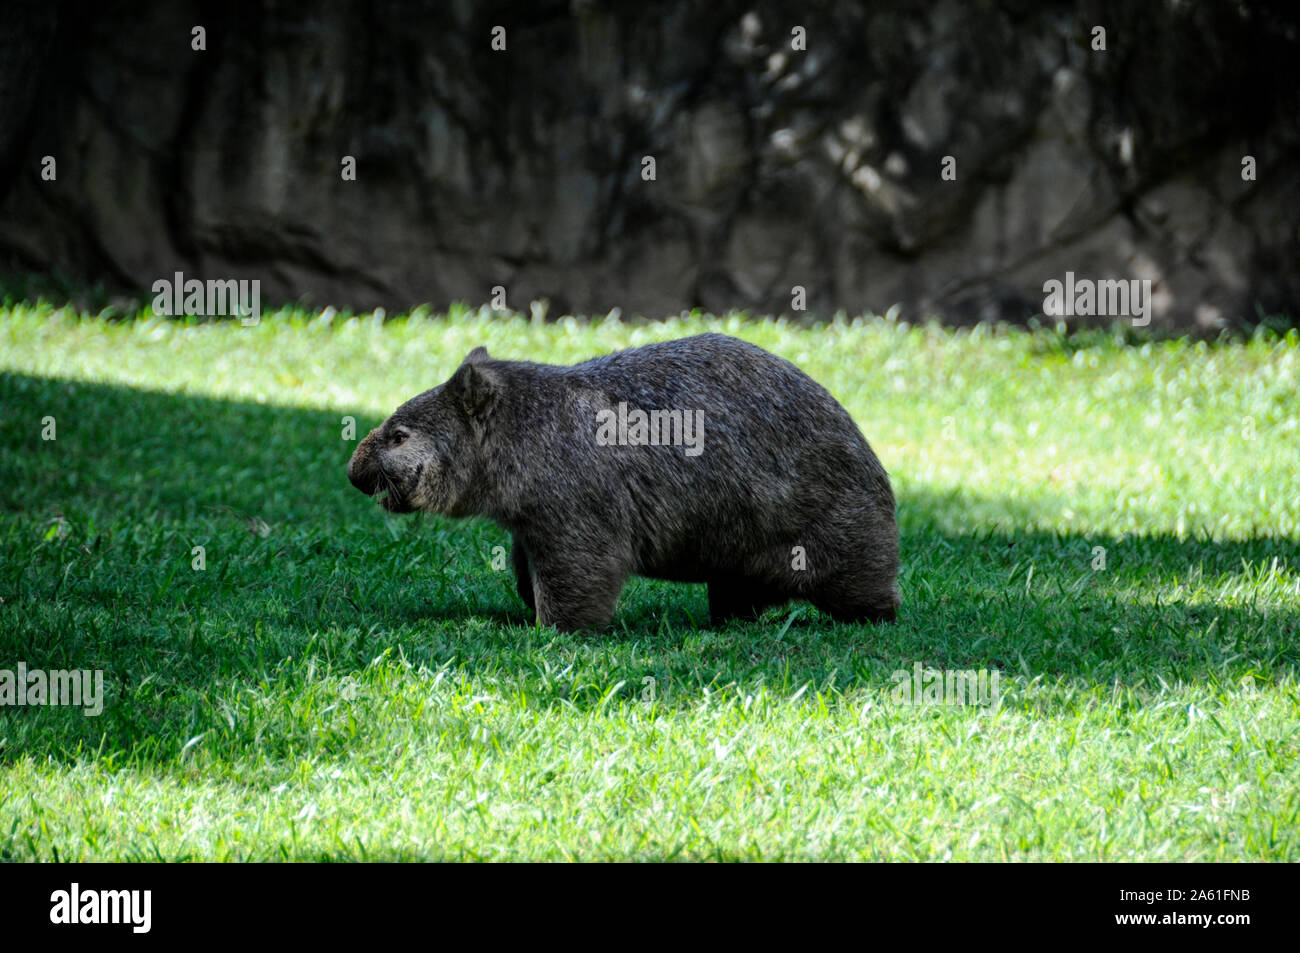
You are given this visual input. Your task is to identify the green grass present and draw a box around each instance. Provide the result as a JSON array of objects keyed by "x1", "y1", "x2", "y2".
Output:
[{"x1": 1, "y1": 302, "x2": 1297, "y2": 861}]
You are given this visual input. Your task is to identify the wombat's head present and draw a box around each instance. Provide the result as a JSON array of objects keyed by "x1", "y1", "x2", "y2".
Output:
[{"x1": 347, "y1": 347, "x2": 498, "y2": 517}]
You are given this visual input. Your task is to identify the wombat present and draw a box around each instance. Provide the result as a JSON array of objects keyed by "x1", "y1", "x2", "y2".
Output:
[{"x1": 347, "y1": 333, "x2": 899, "y2": 631}]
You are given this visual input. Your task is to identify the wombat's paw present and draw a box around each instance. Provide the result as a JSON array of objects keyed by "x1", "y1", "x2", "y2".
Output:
[{"x1": 534, "y1": 606, "x2": 615, "y2": 633}]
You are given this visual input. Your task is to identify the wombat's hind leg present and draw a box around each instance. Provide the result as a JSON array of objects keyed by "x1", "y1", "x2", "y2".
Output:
[
  {"x1": 511, "y1": 536, "x2": 535, "y2": 612},
  {"x1": 708, "y1": 576, "x2": 784, "y2": 625},
  {"x1": 812, "y1": 579, "x2": 899, "y2": 624}
]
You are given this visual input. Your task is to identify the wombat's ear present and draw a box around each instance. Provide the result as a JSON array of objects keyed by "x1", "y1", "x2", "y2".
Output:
[
  {"x1": 448, "y1": 361, "x2": 499, "y2": 418},
  {"x1": 462, "y1": 346, "x2": 491, "y2": 365}
]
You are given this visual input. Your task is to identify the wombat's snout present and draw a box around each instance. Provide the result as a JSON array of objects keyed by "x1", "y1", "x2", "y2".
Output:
[{"x1": 347, "y1": 431, "x2": 380, "y2": 495}]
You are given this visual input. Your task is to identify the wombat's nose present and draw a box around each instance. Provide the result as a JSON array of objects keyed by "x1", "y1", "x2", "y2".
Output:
[
  {"x1": 347, "y1": 436, "x2": 380, "y2": 495},
  {"x1": 348, "y1": 459, "x2": 378, "y2": 495}
]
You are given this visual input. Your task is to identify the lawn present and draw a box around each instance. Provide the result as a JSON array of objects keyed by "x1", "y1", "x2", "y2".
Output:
[{"x1": 0, "y1": 303, "x2": 1297, "y2": 860}]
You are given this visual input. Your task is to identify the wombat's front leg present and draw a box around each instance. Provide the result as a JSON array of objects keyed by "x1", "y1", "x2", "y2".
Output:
[
  {"x1": 510, "y1": 535, "x2": 535, "y2": 612},
  {"x1": 529, "y1": 553, "x2": 626, "y2": 632}
]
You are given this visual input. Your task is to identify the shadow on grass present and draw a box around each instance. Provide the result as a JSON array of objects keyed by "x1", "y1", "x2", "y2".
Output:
[{"x1": 1, "y1": 370, "x2": 1297, "y2": 765}]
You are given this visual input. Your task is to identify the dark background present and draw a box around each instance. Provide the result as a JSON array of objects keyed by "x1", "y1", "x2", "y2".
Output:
[{"x1": 2, "y1": 0, "x2": 1297, "y2": 329}]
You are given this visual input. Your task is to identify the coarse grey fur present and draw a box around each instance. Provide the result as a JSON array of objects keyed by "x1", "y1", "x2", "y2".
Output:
[{"x1": 347, "y1": 333, "x2": 899, "y2": 632}]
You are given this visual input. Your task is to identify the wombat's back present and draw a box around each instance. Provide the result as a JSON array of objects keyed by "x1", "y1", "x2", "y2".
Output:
[{"x1": 556, "y1": 334, "x2": 895, "y2": 584}]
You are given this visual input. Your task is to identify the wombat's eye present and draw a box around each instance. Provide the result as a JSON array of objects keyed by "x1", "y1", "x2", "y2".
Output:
[{"x1": 389, "y1": 430, "x2": 409, "y2": 447}]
